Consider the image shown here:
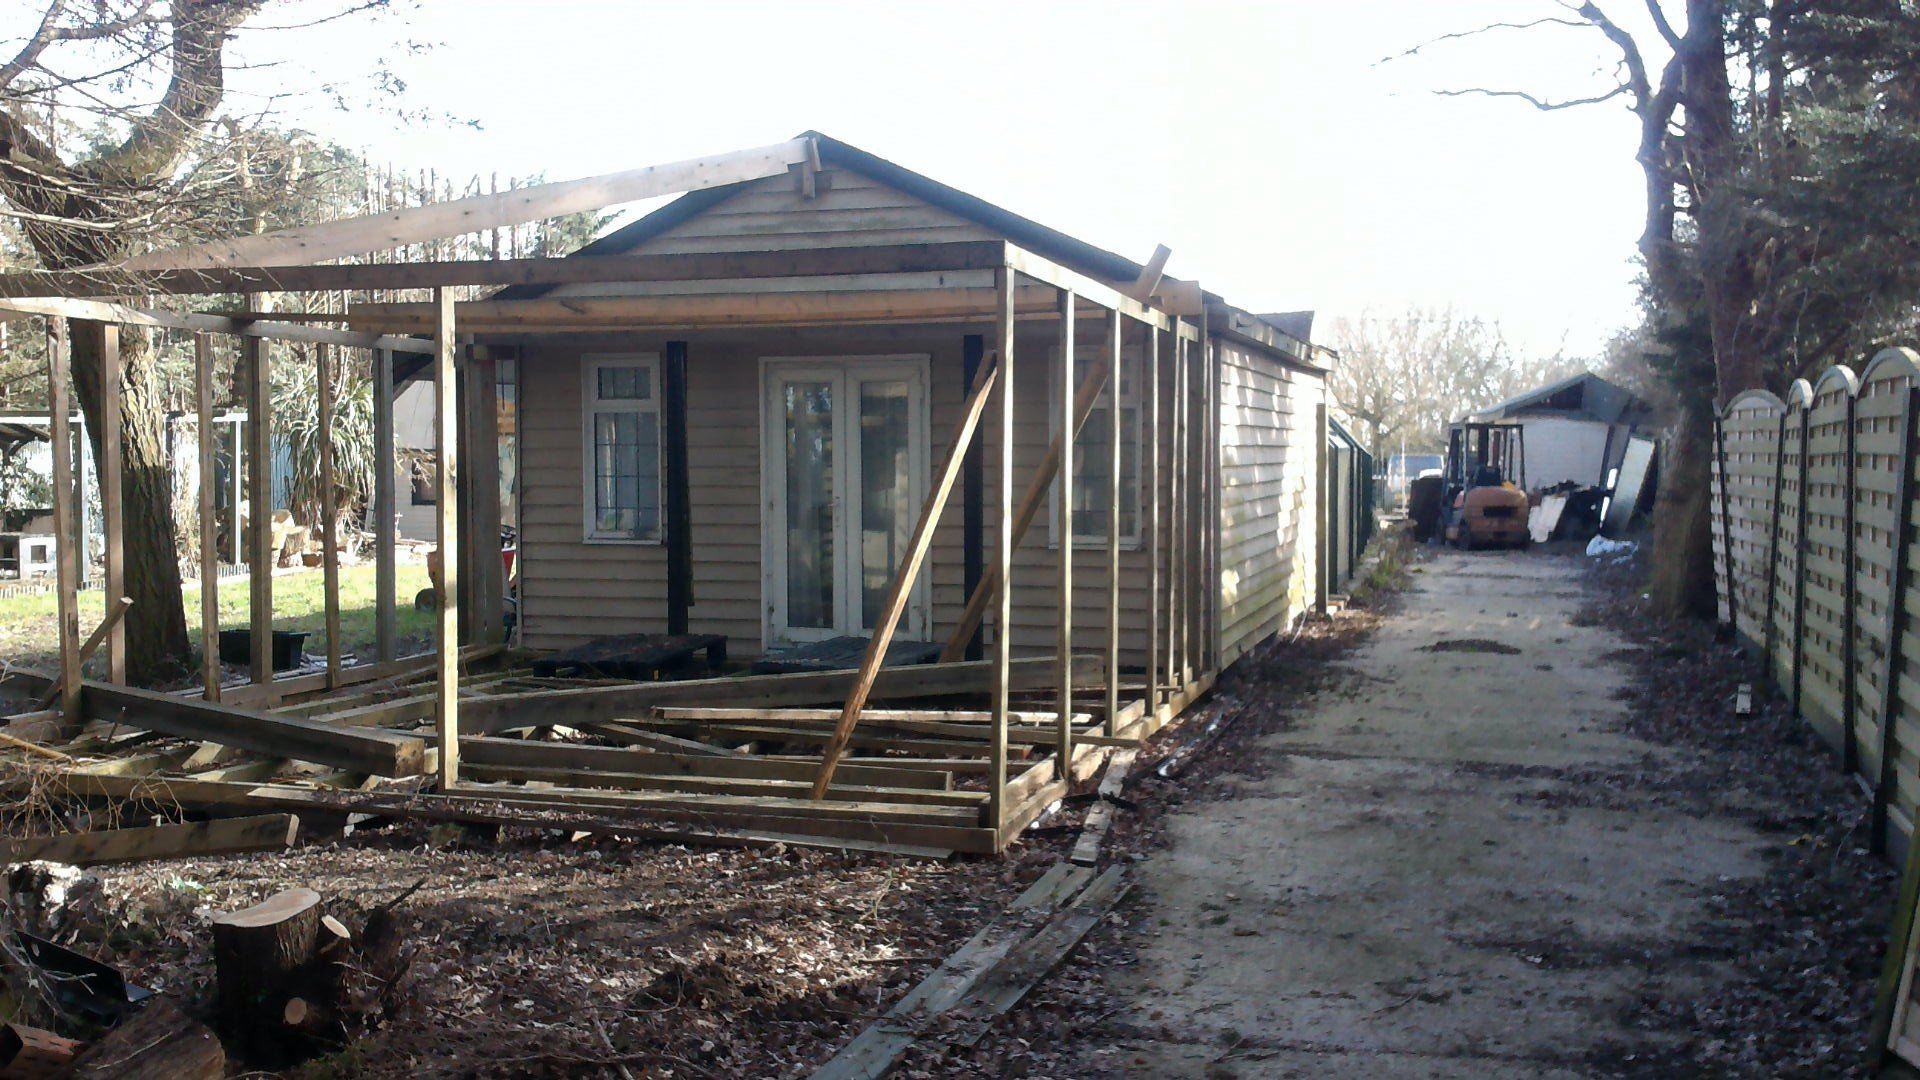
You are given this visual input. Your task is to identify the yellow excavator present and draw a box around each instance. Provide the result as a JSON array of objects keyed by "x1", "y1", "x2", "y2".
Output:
[{"x1": 1442, "y1": 420, "x2": 1530, "y2": 550}]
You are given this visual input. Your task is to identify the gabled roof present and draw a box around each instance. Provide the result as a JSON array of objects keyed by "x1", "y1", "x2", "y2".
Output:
[
  {"x1": 1466, "y1": 372, "x2": 1646, "y2": 425},
  {"x1": 507, "y1": 131, "x2": 1144, "y2": 296},
  {"x1": 497, "y1": 131, "x2": 1326, "y2": 375}
]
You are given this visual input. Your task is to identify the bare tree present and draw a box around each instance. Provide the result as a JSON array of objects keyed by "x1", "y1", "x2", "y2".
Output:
[
  {"x1": 1327, "y1": 306, "x2": 1584, "y2": 453},
  {"x1": 0, "y1": 1, "x2": 390, "y2": 681}
]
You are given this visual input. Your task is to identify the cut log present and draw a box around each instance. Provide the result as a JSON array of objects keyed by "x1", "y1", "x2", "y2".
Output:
[
  {"x1": 212, "y1": 887, "x2": 322, "y2": 1058},
  {"x1": 0, "y1": 1022, "x2": 81, "y2": 1077},
  {"x1": 66, "y1": 1000, "x2": 224, "y2": 1080}
]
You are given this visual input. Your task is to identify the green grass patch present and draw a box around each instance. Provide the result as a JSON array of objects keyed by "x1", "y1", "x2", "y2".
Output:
[{"x1": 0, "y1": 563, "x2": 434, "y2": 676}]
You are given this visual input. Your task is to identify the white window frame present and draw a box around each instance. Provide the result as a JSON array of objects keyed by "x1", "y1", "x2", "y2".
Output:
[
  {"x1": 1047, "y1": 344, "x2": 1145, "y2": 550},
  {"x1": 580, "y1": 353, "x2": 664, "y2": 545}
]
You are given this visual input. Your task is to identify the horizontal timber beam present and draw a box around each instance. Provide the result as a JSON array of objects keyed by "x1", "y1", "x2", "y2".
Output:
[
  {"x1": 0, "y1": 296, "x2": 435, "y2": 354},
  {"x1": 0, "y1": 242, "x2": 1012, "y2": 298},
  {"x1": 81, "y1": 682, "x2": 428, "y2": 778},
  {"x1": 116, "y1": 138, "x2": 818, "y2": 271},
  {"x1": 458, "y1": 655, "x2": 1104, "y2": 735}
]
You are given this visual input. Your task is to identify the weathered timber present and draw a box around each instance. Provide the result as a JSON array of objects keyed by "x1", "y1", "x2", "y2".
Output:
[
  {"x1": 459, "y1": 655, "x2": 1101, "y2": 734},
  {"x1": 0, "y1": 814, "x2": 297, "y2": 866},
  {"x1": 81, "y1": 683, "x2": 427, "y2": 777}
]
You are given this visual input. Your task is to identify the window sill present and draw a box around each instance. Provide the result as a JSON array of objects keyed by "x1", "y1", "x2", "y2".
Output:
[
  {"x1": 580, "y1": 534, "x2": 666, "y2": 547},
  {"x1": 1046, "y1": 539, "x2": 1145, "y2": 553}
]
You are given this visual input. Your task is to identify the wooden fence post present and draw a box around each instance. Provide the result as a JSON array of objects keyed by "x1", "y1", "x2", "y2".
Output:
[{"x1": 1873, "y1": 382, "x2": 1920, "y2": 854}]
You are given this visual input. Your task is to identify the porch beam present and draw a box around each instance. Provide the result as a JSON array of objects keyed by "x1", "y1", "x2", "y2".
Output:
[
  {"x1": 1002, "y1": 245, "x2": 1172, "y2": 331},
  {"x1": 433, "y1": 287, "x2": 462, "y2": 789},
  {"x1": 0, "y1": 242, "x2": 1012, "y2": 298},
  {"x1": 1056, "y1": 288, "x2": 1075, "y2": 777},
  {"x1": 0, "y1": 296, "x2": 436, "y2": 353},
  {"x1": 116, "y1": 138, "x2": 817, "y2": 270}
]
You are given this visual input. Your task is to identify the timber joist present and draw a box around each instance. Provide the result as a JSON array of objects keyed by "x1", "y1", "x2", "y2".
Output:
[{"x1": 7, "y1": 653, "x2": 1212, "y2": 857}]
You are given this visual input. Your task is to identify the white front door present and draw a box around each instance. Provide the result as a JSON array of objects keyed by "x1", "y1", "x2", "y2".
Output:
[{"x1": 763, "y1": 356, "x2": 930, "y2": 647}]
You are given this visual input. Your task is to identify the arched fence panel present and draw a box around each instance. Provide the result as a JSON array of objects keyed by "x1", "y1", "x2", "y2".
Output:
[
  {"x1": 1800, "y1": 369, "x2": 1857, "y2": 751},
  {"x1": 1716, "y1": 389, "x2": 1786, "y2": 647},
  {"x1": 1713, "y1": 350, "x2": 1920, "y2": 855}
]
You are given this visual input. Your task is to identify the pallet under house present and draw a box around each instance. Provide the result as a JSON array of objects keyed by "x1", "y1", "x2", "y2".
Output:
[{"x1": 0, "y1": 134, "x2": 1350, "y2": 858}]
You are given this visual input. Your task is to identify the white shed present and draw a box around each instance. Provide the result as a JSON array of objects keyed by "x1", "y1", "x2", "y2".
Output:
[{"x1": 1465, "y1": 373, "x2": 1649, "y2": 492}]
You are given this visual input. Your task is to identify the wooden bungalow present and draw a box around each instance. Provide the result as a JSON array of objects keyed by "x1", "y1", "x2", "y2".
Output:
[{"x1": 0, "y1": 134, "x2": 1369, "y2": 856}]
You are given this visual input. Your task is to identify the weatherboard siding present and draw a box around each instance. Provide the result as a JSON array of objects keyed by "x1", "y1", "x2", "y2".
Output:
[{"x1": 1217, "y1": 341, "x2": 1322, "y2": 665}]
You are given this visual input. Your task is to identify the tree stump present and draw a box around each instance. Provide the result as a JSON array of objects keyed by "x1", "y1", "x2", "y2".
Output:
[{"x1": 211, "y1": 887, "x2": 321, "y2": 1059}]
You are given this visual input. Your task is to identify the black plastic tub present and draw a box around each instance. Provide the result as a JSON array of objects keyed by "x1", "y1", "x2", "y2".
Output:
[{"x1": 217, "y1": 629, "x2": 309, "y2": 672}]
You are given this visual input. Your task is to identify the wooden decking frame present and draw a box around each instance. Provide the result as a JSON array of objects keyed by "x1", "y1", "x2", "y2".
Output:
[{"x1": 0, "y1": 140, "x2": 1218, "y2": 854}]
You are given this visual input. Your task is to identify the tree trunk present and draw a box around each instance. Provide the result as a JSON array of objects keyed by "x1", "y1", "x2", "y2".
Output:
[
  {"x1": 1649, "y1": 401, "x2": 1719, "y2": 619},
  {"x1": 68, "y1": 321, "x2": 192, "y2": 683}
]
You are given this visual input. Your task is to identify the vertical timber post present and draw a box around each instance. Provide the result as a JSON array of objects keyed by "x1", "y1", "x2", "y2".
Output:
[
  {"x1": 1146, "y1": 322, "x2": 1162, "y2": 710},
  {"x1": 195, "y1": 335, "x2": 220, "y2": 701},
  {"x1": 961, "y1": 334, "x2": 986, "y2": 662},
  {"x1": 462, "y1": 348, "x2": 502, "y2": 644},
  {"x1": 46, "y1": 321, "x2": 81, "y2": 725},
  {"x1": 245, "y1": 333, "x2": 273, "y2": 686},
  {"x1": 1055, "y1": 288, "x2": 1075, "y2": 777},
  {"x1": 97, "y1": 324, "x2": 124, "y2": 683},
  {"x1": 1105, "y1": 309, "x2": 1123, "y2": 736},
  {"x1": 1168, "y1": 325, "x2": 1184, "y2": 686},
  {"x1": 1873, "y1": 381, "x2": 1920, "y2": 855},
  {"x1": 1316, "y1": 398, "x2": 1330, "y2": 616},
  {"x1": 663, "y1": 340, "x2": 692, "y2": 636},
  {"x1": 989, "y1": 264, "x2": 1015, "y2": 841},
  {"x1": 318, "y1": 344, "x2": 342, "y2": 688},
  {"x1": 434, "y1": 289, "x2": 461, "y2": 789},
  {"x1": 372, "y1": 348, "x2": 398, "y2": 662}
]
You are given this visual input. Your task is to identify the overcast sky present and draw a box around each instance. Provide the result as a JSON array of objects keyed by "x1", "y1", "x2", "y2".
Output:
[{"x1": 228, "y1": 0, "x2": 1663, "y2": 357}]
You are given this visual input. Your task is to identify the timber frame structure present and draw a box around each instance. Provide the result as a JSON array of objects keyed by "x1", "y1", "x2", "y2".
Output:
[{"x1": 0, "y1": 135, "x2": 1339, "y2": 856}]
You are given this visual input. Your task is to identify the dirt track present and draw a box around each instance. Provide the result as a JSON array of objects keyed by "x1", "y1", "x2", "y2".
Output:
[{"x1": 1070, "y1": 550, "x2": 1783, "y2": 1077}]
